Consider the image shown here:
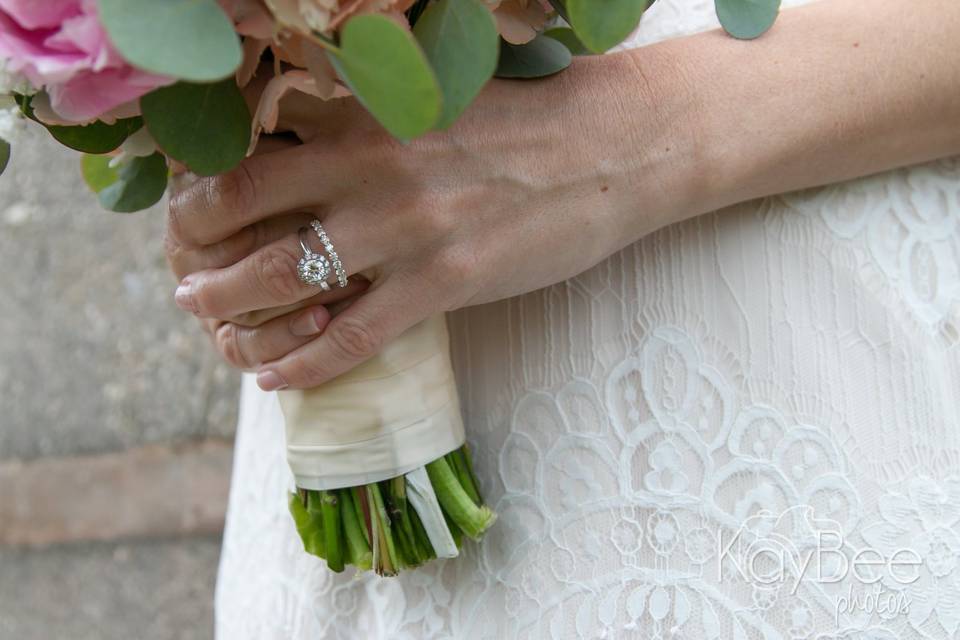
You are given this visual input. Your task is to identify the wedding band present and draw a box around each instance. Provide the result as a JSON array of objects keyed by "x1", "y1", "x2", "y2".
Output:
[
  {"x1": 310, "y1": 220, "x2": 347, "y2": 288},
  {"x1": 297, "y1": 227, "x2": 331, "y2": 290}
]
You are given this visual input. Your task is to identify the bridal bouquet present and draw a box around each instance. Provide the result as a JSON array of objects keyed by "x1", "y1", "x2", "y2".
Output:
[{"x1": 0, "y1": 0, "x2": 778, "y2": 574}]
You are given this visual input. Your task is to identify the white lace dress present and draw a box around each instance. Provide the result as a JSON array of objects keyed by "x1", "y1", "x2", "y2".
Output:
[{"x1": 214, "y1": 2, "x2": 960, "y2": 638}]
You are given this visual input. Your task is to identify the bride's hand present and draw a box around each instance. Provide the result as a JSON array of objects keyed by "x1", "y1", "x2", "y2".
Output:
[
  {"x1": 166, "y1": 0, "x2": 960, "y2": 392},
  {"x1": 165, "y1": 54, "x2": 701, "y2": 391}
]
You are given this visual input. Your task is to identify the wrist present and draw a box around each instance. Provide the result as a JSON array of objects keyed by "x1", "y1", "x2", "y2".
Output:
[{"x1": 571, "y1": 43, "x2": 721, "y2": 255}]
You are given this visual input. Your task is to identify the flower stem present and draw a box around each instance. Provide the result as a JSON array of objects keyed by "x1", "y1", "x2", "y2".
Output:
[
  {"x1": 407, "y1": 499, "x2": 436, "y2": 560},
  {"x1": 368, "y1": 484, "x2": 398, "y2": 576},
  {"x1": 447, "y1": 448, "x2": 481, "y2": 505},
  {"x1": 389, "y1": 477, "x2": 425, "y2": 567},
  {"x1": 354, "y1": 486, "x2": 373, "y2": 545},
  {"x1": 321, "y1": 490, "x2": 344, "y2": 572},
  {"x1": 340, "y1": 489, "x2": 373, "y2": 571},
  {"x1": 426, "y1": 457, "x2": 496, "y2": 540}
]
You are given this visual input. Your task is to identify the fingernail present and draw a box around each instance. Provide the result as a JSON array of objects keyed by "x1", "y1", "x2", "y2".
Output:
[
  {"x1": 289, "y1": 307, "x2": 329, "y2": 337},
  {"x1": 257, "y1": 370, "x2": 288, "y2": 392},
  {"x1": 174, "y1": 281, "x2": 198, "y2": 314}
]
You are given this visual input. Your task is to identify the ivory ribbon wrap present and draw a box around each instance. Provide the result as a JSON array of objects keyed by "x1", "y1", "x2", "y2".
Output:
[{"x1": 278, "y1": 313, "x2": 466, "y2": 490}]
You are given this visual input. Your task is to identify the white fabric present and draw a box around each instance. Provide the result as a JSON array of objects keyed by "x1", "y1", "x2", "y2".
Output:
[{"x1": 214, "y1": 2, "x2": 960, "y2": 637}]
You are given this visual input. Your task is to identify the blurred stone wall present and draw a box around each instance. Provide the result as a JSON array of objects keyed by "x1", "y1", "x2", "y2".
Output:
[
  {"x1": 0, "y1": 133, "x2": 240, "y2": 639},
  {"x1": 0, "y1": 134, "x2": 239, "y2": 460}
]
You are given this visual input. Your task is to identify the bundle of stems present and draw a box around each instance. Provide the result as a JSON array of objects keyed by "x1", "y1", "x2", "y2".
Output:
[{"x1": 289, "y1": 445, "x2": 495, "y2": 575}]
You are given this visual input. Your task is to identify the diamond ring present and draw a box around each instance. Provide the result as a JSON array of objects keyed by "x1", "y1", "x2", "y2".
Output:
[
  {"x1": 297, "y1": 227, "x2": 331, "y2": 290},
  {"x1": 310, "y1": 220, "x2": 347, "y2": 288}
]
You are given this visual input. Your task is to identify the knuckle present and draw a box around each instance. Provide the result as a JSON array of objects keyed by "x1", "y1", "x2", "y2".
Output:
[
  {"x1": 415, "y1": 204, "x2": 457, "y2": 239},
  {"x1": 208, "y1": 165, "x2": 257, "y2": 217},
  {"x1": 166, "y1": 194, "x2": 192, "y2": 247},
  {"x1": 328, "y1": 316, "x2": 383, "y2": 361},
  {"x1": 254, "y1": 245, "x2": 302, "y2": 301},
  {"x1": 214, "y1": 323, "x2": 252, "y2": 369},
  {"x1": 431, "y1": 246, "x2": 477, "y2": 287},
  {"x1": 291, "y1": 355, "x2": 333, "y2": 387},
  {"x1": 163, "y1": 232, "x2": 187, "y2": 274}
]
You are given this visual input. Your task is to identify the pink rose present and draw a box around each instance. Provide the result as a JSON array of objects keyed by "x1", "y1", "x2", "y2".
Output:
[{"x1": 0, "y1": 0, "x2": 172, "y2": 123}]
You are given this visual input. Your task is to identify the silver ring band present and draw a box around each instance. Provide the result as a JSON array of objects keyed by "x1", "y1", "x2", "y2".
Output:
[
  {"x1": 296, "y1": 227, "x2": 331, "y2": 290},
  {"x1": 310, "y1": 220, "x2": 347, "y2": 288}
]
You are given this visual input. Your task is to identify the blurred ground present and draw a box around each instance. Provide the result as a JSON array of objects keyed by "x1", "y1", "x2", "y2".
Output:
[
  {"x1": 0, "y1": 538, "x2": 221, "y2": 640},
  {"x1": 0, "y1": 132, "x2": 240, "y2": 638}
]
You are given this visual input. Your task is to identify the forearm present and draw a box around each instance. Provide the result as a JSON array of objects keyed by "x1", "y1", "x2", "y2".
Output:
[{"x1": 607, "y1": 0, "x2": 960, "y2": 238}]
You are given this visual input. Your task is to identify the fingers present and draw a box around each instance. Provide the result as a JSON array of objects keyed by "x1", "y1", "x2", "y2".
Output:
[
  {"x1": 167, "y1": 213, "x2": 312, "y2": 280},
  {"x1": 210, "y1": 305, "x2": 332, "y2": 371},
  {"x1": 255, "y1": 272, "x2": 437, "y2": 391},
  {"x1": 228, "y1": 278, "x2": 370, "y2": 327},
  {"x1": 167, "y1": 143, "x2": 332, "y2": 248},
  {"x1": 175, "y1": 215, "x2": 381, "y2": 320}
]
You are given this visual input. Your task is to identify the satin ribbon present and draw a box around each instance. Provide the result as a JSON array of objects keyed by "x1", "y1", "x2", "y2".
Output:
[{"x1": 279, "y1": 313, "x2": 466, "y2": 490}]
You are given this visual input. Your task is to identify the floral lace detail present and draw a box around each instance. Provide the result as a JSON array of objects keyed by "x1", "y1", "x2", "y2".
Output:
[
  {"x1": 215, "y1": 0, "x2": 960, "y2": 637},
  {"x1": 778, "y1": 158, "x2": 960, "y2": 345}
]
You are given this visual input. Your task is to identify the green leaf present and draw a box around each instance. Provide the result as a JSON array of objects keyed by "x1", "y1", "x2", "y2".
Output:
[
  {"x1": 47, "y1": 118, "x2": 143, "y2": 154},
  {"x1": 544, "y1": 26, "x2": 592, "y2": 55},
  {"x1": 96, "y1": 153, "x2": 169, "y2": 213},
  {"x1": 81, "y1": 154, "x2": 120, "y2": 193},
  {"x1": 141, "y1": 80, "x2": 251, "y2": 177},
  {"x1": 14, "y1": 94, "x2": 142, "y2": 154},
  {"x1": 413, "y1": 0, "x2": 499, "y2": 130},
  {"x1": 715, "y1": 0, "x2": 780, "y2": 39},
  {"x1": 495, "y1": 35, "x2": 572, "y2": 79},
  {"x1": 289, "y1": 493, "x2": 326, "y2": 557},
  {"x1": 98, "y1": 0, "x2": 242, "y2": 81},
  {"x1": 0, "y1": 139, "x2": 9, "y2": 177},
  {"x1": 566, "y1": 0, "x2": 650, "y2": 53},
  {"x1": 329, "y1": 14, "x2": 442, "y2": 140}
]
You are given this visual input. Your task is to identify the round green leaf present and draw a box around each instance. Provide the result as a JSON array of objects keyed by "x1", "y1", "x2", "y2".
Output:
[
  {"x1": 14, "y1": 94, "x2": 142, "y2": 153},
  {"x1": 97, "y1": 153, "x2": 169, "y2": 213},
  {"x1": 544, "y1": 27, "x2": 592, "y2": 56},
  {"x1": 329, "y1": 15, "x2": 442, "y2": 140},
  {"x1": 716, "y1": 0, "x2": 780, "y2": 39},
  {"x1": 567, "y1": 0, "x2": 650, "y2": 53},
  {"x1": 99, "y1": 0, "x2": 242, "y2": 81},
  {"x1": 47, "y1": 118, "x2": 143, "y2": 154},
  {"x1": 0, "y1": 139, "x2": 10, "y2": 176},
  {"x1": 495, "y1": 35, "x2": 572, "y2": 79},
  {"x1": 413, "y1": 0, "x2": 499, "y2": 130},
  {"x1": 141, "y1": 80, "x2": 251, "y2": 177},
  {"x1": 81, "y1": 154, "x2": 120, "y2": 193}
]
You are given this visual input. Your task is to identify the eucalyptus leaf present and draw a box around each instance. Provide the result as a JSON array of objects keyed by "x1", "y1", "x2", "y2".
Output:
[
  {"x1": 715, "y1": 0, "x2": 780, "y2": 39},
  {"x1": 47, "y1": 118, "x2": 143, "y2": 154},
  {"x1": 544, "y1": 26, "x2": 592, "y2": 55},
  {"x1": 566, "y1": 0, "x2": 650, "y2": 53},
  {"x1": 96, "y1": 153, "x2": 168, "y2": 213},
  {"x1": 0, "y1": 139, "x2": 9, "y2": 176},
  {"x1": 329, "y1": 14, "x2": 442, "y2": 140},
  {"x1": 495, "y1": 35, "x2": 572, "y2": 79},
  {"x1": 141, "y1": 80, "x2": 251, "y2": 176},
  {"x1": 80, "y1": 154, "x2": 120, "y2": 193},
  {"x1": 99, "y1": 0, "x2": 242, "y2": 81},
  {"x1": 14, "y1": 94, "x2": 141, "y2": 153},
  {"x1": 413, "y1": 0, "x2": 499, "y2": 130}
]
